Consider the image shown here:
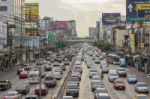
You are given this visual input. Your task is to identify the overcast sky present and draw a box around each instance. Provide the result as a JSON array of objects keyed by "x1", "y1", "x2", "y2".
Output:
[{"x1": 25, "y1": 0, "x2": 126, "y2": 37}]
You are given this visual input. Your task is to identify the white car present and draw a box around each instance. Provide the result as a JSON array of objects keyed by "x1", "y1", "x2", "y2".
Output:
[
  {"x1": 108, "y1": 70, "x2": 118, "y2": 82},
  {"x1": 53, "y1": 72, "x2": 62, "y2": 80},
  {"x1": 53, "y1": 62, "x2": 59, "y2": 66},
  {"x1": 3, "y1": 91, "x2": 21, "y2": 99}
]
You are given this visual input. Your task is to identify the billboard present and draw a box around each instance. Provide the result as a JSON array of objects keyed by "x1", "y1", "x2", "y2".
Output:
[
  {"x1": 25, "y1": 3, "x2": 39, "y2": 22},
  {"x1": 0, "y1": 22, "x2": 7, "y2": 49},
  {"x1": 51, "y1": 21, "x2": 70, "y2": 30},
  {"x1": 126, "y1": 0, "x2": 150, "y2": 22},
  {"x1": 102, "y1": 13, "x2": 121, "y2": 25},
  {"x1": 129, "y1": 33, "x2": 135, "y2": 53}
]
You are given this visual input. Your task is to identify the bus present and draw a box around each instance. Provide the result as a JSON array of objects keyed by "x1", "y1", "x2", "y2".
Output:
[
  {"x1": 106, "y1": 54, "x2": 120, "y2": 65},
  {"x1": 28, "y1": 71, "x2": 39, "y2": 84}
]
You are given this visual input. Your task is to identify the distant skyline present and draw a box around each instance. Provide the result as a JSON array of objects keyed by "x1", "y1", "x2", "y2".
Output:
[{"x1": 25, "y1": 0, "x2": 126, "y2": 37}]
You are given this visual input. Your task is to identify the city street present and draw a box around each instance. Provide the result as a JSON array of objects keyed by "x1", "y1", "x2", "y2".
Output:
[{"x1": 0, "y1": 59, "x2": 75, "y2": 99}]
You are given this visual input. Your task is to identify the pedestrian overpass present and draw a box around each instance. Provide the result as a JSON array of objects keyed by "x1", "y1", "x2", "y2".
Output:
[{"x1": 67, "y1": 37, "x2": 95, "y2": 43}]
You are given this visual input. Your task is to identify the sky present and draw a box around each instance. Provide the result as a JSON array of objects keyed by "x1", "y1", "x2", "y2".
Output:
[{"x1": 25, "y1": 0, "x2": 126, "y2": 37}]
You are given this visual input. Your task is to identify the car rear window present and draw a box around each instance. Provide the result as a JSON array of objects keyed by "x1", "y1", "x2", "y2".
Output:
[{"x1": 45, "y1": 77, "x2": 53, "y2": 80}]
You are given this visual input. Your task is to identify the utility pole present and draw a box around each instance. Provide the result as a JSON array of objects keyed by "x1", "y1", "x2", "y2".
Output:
[{"x1": 20, "y1": 4, "x2": 23, "y2": 65}]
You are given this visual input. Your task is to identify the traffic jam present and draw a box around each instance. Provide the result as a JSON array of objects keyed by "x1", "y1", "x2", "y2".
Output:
[{"x1": 0, "y1": 43, "x2": 150, "y2": 99}]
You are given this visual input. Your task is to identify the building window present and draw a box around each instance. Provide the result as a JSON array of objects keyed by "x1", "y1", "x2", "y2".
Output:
[{"x1": 0, "y1": 6, "x2": 7, "y2": 11}]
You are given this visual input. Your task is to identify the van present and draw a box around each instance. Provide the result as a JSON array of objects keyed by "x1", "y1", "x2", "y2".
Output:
[{"x1": 28, "y1": 71, "x2": 39, "y2": 84}]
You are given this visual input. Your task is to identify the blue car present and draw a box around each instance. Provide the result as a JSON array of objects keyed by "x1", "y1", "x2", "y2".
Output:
[
  {"x1": 127, "y1": 74, "x2": 138, "y2": 84},
  {"x1": 119, "y1": 58, "x2": 127, "y2": 67}
]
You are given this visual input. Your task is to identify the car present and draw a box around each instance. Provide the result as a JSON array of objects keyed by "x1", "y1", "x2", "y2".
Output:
[
  {"x1": 113, "y1": 79, "x2": 125, "y2": 90},
  {"x1": 89, "y1": 69, "x2": 98, "y2": 78},
  {"x1": 15, "y1": 82, "x2": 30, "y2": 94},
  {"x1": 134, "y1": 94, "x2": 148, "y2": 99},
  {"x1": 34, "y1": 66, "x2": 46, "y2": 78},
  {"x1": 44, "y1": 75, "x2": 57, "y2": 87},
  {"x1": 101, "y1": 66, "x2": 109, "y2": 73},
  {"x1": 54, "y1": 68, "x2": 63, "y2": 74},
  {"x1": 3, "y1": 91, "x2": 21, "y2": 99},
  {"x1": 91, "y1": 75, "x2": 101, "y2": 81},
  {"x1": 0, "y1": 80, "x2": 11, "y2": 90},
  {"x1": 53, "y1": 71, "x2": 62, "y2": 80},
  {"x1": 24, "y1": 95, "x2": 39, "y2": 99},
  {"x1": 96, "y1": 93, "x2": 110, "y2": 99},
  {"x1": 43, "y1": 64, "x2": 52, "y2": 71},
  {"x1": 127, "y1": 74, "x2": 138, "y2": 84},
  {"x1": 53, "y1": 61, "x2": 59, "y2": 66},
  {"x1": 68, "y1": 76, "x2": 80, "y2": 86},
  {"x1": 108, "y1": 70, "x2": 118, "y2": 82},
  {"x1": 117, "y1": 68, "x2": 127, "y2": 77},
  {"x1": 17, "y1": 68, "x2": 25, "y2": 75},
  {"x1": 99, "y1": 56, "x2": 104, "y2": 60},
  {"x1": 64, "y1": 60, "x2": 70, "y2": 65},
  {"x1": 66, "y1": 84, "x2": 79, "y2": 97},
  {"x1": 19, "y1": 70, "x2": 28, "y2": 79},
  {"x1": 91, "y1": 80, "x2": 104, "y2": 92},
  {"x1": 135, "y1": 82, "x2": 149, "y2": 94},
  {"x1": 21, "y1": 63, "x2": 32, "y2": 71},
  {"x1": 95, "y1": 59, "x2": 100, "y2": 64},
  {"x1": 60, "y1": 64, "x2": 66, "y2": 71},
  {"x1": 94, "y1": 88, "x2": 108, "y2": 99},
  {"x1": 35, "y1": 85, "x2": 48, "y2": 96},
  {"x1": 71, "y1": 72, "x2": 82, "y2": 81},
  {"x1": 100, "y1": 62, "x2": 108, "y2": 68},
  {"x1": 63, "y1": 96, "x2": 73, "y2": 99},
  {"x1": 74, "y1": 66, "x2": 83, "y2": 74}
]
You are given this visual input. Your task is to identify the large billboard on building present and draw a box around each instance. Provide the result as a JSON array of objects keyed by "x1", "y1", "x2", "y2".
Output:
[
  {"x1": 51, "y1": 21, "x2": 71, "y2": 30},
  {"x1": 129, "y1": 33, "x2": 136, "y2": 53},
  {"x1": 102, "y1": 13, "x2": 121, "y2": 25},
  {"x1": 25, "y1": 3, "x2": 39, "y2": 22}
]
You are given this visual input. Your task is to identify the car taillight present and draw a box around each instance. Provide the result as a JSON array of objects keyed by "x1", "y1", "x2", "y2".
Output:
[
  {"x1": 3, "y1": 96, "x2": 6, "y2": 99},
  {"x1": 14, "y1": 97, "x2": 17, "y2": 99}
]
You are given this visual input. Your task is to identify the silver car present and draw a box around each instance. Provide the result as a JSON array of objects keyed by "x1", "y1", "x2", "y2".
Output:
[
  {"x1": 135, "y1": 82, "x2": 149, "y2": 94},
  {"x1": 3, "y1": 91, "x2": 21, "y2": 99}
]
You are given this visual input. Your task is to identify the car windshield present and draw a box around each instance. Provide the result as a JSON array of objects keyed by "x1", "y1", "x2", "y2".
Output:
[
  {"x1": 45, "y1": 77, "x2": 53, "y2": 80},
  {"x1": 138, "y1": 83, "x2": 147, "y2": 87},
  {"x1": 67, "y1": 85, "x2": 78, "y2": 89},
  {"x1": 6, "y1": 92, "x2": 16, "y2": 96},
  {"x1": 0, "y1": 81, "x2": 6, "y2": 83},
  {"x1": 92, "y1": 77, "x2": 100, "y2": 80},
  {"x1": 30, "y1": 74, "x2": 38, "y2": 77},
  {"x1": 69, "y1": 77, "x2": 79, "y2": 81},
  {"x1": 16, "y1": 85, "x2": 26, "y2": 89},
  {"x1": 97, "y1": 96, "x2": 110, "y2": 99},
  {"x1": 92, "y1": 81, "x2": 101, "y2": 85},
  {"x1": 90, "y1": 69, "x2": 97, "y2": 72},
  {"x1": 111, "y1": 74, "x2": 118, "y2": 76},
  {"x1": 25, "y1": 97, "x2": 37, "y2": 99},
  {"x1": 129, "y1": 75, "x2": 137, "y2": 78}
]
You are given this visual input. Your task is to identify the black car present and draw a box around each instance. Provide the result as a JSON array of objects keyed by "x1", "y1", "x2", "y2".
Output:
[
  {"x1": 66, "y1": 84, "x2": 79, "y2": 97},
  {"x1": 0, "y1": 80, "x2": 11, "y2": 90},
  {"x1": 43, "y1": 64, "x2": 52, "y2": 71},
  {"x1": 15, "y1": 82, "x2": 30, "y2": 95}
]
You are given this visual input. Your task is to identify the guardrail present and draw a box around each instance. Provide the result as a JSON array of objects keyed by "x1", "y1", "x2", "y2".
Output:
[{"x1": 54, "y1": 57, "x2": 76, "y2": 99}]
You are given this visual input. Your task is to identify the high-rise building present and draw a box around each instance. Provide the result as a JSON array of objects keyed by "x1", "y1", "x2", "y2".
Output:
[
  {"x1": 89, "y1": 27, "x2": 96, "y2": 39},
  {"x1": 0, "y1": 0, "x2": 26, "y2": 47}
]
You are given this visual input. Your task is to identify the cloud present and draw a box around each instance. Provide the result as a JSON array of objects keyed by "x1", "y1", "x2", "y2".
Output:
[{"x1": 58, "y1": 0, "x2": 126, "y2": 14}]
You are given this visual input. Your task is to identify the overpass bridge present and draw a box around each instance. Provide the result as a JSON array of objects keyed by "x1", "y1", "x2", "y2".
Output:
[{"x1": 67, "y1": 37, "x2": 95, "y2": 43}]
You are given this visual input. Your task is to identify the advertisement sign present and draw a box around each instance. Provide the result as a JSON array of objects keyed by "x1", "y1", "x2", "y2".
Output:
[
  {"x1": 25, "y1": 3, "x2": 39, "y2": 22},
  {"x1": 51, "y1": 21, "x2": 70, "y2": 30},
  {"x1": 48, "y1": 32, "x2": 56, "y2": 47},
  {"x1": 126, "y1": 0, "x2": 150, "y2": 22},
  {"x1": 0, "y1": 22, "x2": 7, "y2": 49},
  {"x1": 102, "y1": 13, "x2": 121, "y2": 25},
  {"x1": 129, "y1": 33, "x2": 136, "y2": 53}
]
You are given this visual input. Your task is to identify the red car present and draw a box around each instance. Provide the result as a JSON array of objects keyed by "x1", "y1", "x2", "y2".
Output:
[
  {"x1": 35, "y1": 85, "x2": 48, "y2": 96},
  {"x1": 19, "y1": 70, "x2": 28, "y2": 79},
  {"x1": 113, "y1": 79, "x2": 125, "y2": 90}
]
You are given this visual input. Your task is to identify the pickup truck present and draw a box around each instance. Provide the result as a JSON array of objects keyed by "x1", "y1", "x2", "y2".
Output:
[{"x1": 0, "y1": 80, "x2": 11, "y2": 90}]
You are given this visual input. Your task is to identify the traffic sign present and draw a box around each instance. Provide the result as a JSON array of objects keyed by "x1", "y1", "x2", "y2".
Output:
[
  {"x1": 126, "y1": 0, "x2": 150, "y2": 22},
  {"x1": 136, "y1": 4, "x2": 150, "y2": 10}
]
